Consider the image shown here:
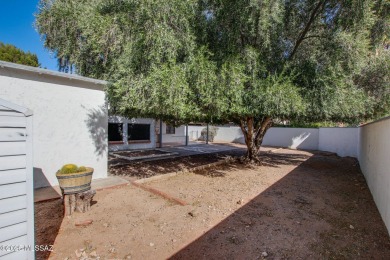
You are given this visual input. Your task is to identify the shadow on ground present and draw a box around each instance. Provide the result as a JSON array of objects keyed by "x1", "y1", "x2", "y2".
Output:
[
  {"x1": 193, "y1": 151, "x2": 309, "y2": 178},
  {"x1": 35, "y1": 199, "x2": 64, "y2": 260},
  {"x1": 170, "y1": 154, "x2": 390, "y2": 259}
]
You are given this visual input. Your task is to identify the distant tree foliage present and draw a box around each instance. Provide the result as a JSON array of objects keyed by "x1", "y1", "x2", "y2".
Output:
[
  {"x1": 36, "y1": 0, "x2": 389, "y2": 160},
  {"x1": 0, "y1": 42, "x2": 39, "y2": 67}
]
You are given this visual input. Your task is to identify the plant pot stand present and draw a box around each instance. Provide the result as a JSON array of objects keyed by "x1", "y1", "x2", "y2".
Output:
[{"x1": 63, "y1": 190, "x2": 96, "y2": 216}]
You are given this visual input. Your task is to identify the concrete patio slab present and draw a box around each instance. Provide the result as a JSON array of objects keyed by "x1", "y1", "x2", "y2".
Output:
[{"x1": 34, "y1": 176, "x2": 129, "y2": 203}]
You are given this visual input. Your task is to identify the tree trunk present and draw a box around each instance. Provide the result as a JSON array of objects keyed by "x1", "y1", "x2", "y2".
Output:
[
  {"x1": 63, "y1": 190, "x2": 96, "y2": 216},
  {"x1": 239, "y1": 116, "x2": 272, "y2": 161}
]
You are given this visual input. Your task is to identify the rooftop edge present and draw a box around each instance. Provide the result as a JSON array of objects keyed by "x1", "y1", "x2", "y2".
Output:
[{"x1": 0, "y1": 60, "x2": 107, "y2": 86}]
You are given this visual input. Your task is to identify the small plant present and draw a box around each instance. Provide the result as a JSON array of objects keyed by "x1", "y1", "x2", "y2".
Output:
[
  {"x1": 58, "y1": 164, "x2": 87, "y2": 174},
  {"x1": 78, "y1": 166, "x2": 87, "y2": 172},
  {"x1": 200, "y1": 126, "x2": 218, "y2": 142}
]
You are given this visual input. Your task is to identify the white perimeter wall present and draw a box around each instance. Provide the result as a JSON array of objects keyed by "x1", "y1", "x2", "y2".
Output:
[
  {"x1": 263, "y1": 127, "x2": 319, "y2": 150},
  {"x1": 190, "y1": 120, "x2": 390, "y2": 234},
  {"x1": 188, "y1": 125, "x2": 357, "y2": 156},
  {"x1": 359, "y1": 117, "x2": 390, "y2": 234},
  {"x1": 319, "y1": 128, "x2": 359, "y2": 157},
  {"x1": 0, "y1": 67, "x2": 108, "y2": 188}
]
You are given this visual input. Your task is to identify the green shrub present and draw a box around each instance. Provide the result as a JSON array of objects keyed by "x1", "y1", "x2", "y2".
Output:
[
  {"x1": 200, "y1": 126, "x2": 218, "y2": 142},
  {"x1": 58, "y1": 164, "x2": 87, "y2": 174}
]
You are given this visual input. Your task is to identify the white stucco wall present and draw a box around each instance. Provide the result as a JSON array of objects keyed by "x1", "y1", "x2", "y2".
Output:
[
  {"x1": 161, "y1": 123, "x2": 186, "y2": 144},
  {"x1": 359, "y1": 117, "x2": 390, "y2": 235},
  {"x1": 263, "y1": 127, "x2": 319, "y2": 150},
  {"x1": 188, "y1": 125, "x2": 319, "y2": 150},
  {"x1": 0, "y1": 64, "x2": 108, "y2": 188},
  {"x1": 108, "y1": 117, "x2": 156, "y2": 151},
  {"x1": 318, "y1": 127, "x2": 359, "y2": 157},
  {"x1": 188, "y1": 125, "x2": 242, "y2": 142},
  {"x1": 214, "y1": 126, "x2": 245, "y2": 143},
  {"x1": 188, "y1": 125, "x2": 206, "y2": 141}
]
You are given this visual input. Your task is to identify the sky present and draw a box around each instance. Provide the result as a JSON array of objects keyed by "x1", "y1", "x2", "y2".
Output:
[{"x1": 0, "y1": 0, "x2": 58, "y2": 71}]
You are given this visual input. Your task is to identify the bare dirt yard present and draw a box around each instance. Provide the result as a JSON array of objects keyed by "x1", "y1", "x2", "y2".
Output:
[
  {"x1": 109, "y1": 149, "x2": 245, "y2": 180},
  {"x1": 35, "y1": 148, "x2": 390, "y2": 259}
]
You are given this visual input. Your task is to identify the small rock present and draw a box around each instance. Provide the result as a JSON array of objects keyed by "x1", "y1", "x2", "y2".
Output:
[
  {"x1": 75, "y1": 219, "x2": 93, "y2": 227},
  {"x1": 89, "y1": 251, "x2": 97, "y2": 257},
  {"x1": 75, "y1": 250, "x2": 82, "y2": 258},
  {"x1": 349, "y1": 225, "x2": 354, "y2": 229},
  {"x1": 149, "y1": 243, "x2": 155, "y2": 247},
  {"x1": 125, "y1": 254, "x2": 132, "y2": 259},
  {"x1": 188, "y1": 211, "x2": 195, "y2": 217},
  {"x1": 262, "y1": 251, "x2": 268, "y2": 257},
  {"x1": 237, "y1": 199, "x2": 244, "y2": 205},
  {"x1": 103, "y1": 223, "x2": 109, "y2": 228},
  {"x1": 171, "y1": 239, "x2": 177, "y2": 243},
  {"x1": 81, "y1": 251, "x2": 87, "y2": 258},
  {"x1": 109, "y1": 247, "x2": 116, "y2": 253}
]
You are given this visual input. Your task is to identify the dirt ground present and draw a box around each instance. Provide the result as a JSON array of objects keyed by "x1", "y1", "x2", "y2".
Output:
[
  {"x1": 35, "y1": 148, "x2": 390, "y2": 260},
  {"x1": 109, "y1": 149, "x2": 245, "y2": 179}
]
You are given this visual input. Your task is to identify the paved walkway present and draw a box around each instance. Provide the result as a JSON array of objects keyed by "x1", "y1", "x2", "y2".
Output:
[{"x1": 34, "y1": 176, "x2": 129, "y2": 203}]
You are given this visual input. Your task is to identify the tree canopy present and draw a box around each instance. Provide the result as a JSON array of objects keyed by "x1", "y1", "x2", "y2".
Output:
[
  {"x1": 0, "y1": 42, "x2": 40, "y2": 67},
  {"x1": 36, "y1": 0, "x2": 389, "y2": 159}
]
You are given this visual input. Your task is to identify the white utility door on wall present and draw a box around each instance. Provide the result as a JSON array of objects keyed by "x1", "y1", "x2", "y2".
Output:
[{"x1": 0, "y1": 99, "x2": 34, "y2": 259}]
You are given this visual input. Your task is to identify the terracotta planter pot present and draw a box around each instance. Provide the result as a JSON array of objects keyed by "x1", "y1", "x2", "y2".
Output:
[{"x1": 56, "y1": 167, "x2": 94, "y2": 195}]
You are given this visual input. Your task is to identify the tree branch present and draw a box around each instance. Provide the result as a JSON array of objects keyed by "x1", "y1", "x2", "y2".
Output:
[
  {"x1": 301, "y1": 34, "x2": 325, "y2": 40},
  {"x1": 239, "y1": 119, "x2": 248, "y2": 142},
  {"x1": 289, "y1": 0, "x2": 327, "y2": 60},
  {"x1": 254, "y1": 117, "x2": 272, "y2": 142}
]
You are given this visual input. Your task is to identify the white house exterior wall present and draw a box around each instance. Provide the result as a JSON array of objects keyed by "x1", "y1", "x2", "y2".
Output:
[
  {"x1": 108, "y1": 117, "x2": 156, "y2": 150},
  {"x1": 0, "y1": 64, "x2": 108, "y2": 188},
  {"x1": 161, "y1": 122, "x2": 186, "y2": 145}
]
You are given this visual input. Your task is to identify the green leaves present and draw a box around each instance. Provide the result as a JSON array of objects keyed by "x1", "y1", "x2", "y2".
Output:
[
  {"x1": 0, "y1": 42, "x2": 40, "y2": 67},
  {"x1": 36, "y1": 0, "x2": 389, "y2": 124}
]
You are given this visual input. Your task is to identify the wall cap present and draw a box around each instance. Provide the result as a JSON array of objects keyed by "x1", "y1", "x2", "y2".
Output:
[
  {"x1": 0, "y1": 60, "x2": 107, "y2": 86},
  {"x1": 359, "y1": 116, "x2": 390, "y2": 128}
]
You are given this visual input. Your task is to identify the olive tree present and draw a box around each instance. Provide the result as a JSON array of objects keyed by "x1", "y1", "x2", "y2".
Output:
[{"x1": 36, "y1": 0, "x2": 389, "y2": 160}]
